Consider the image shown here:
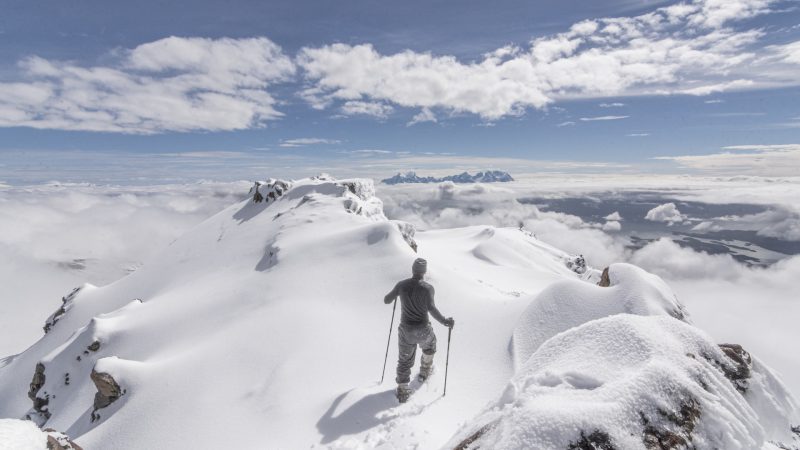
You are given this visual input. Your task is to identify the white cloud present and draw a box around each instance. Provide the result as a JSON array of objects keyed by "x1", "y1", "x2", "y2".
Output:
[
  {"x1": 605, "y1": 211, "x2": 623, "y2": 221},
  {"x1": 704, "y1": 98, "x2": 724, "y2": 103},
  {"x1": 656, "y1": 143, "x2": 800, "y2": 176},
  {"x1": 556, "y1": 121, "x2": 575, "y2": 127},
  {"x1": 580, "y1": 115, "x2": 629, "y2": 121},
  {"x1": 645, "y1": 202, "x2": 686, "y2": 223},
  {"x1": 298, "y1": 0, "x2": 797, "y2": 120},
  {"x1": 0, "y1": 37, "x2": 295, "y2": 134},
  {"x1": 339, "y1": 100, "x2": 393, "y2": 118},
  {"x1": 407, "y1": 108, "x2": 437, "y2": 126},
  {"x1": 679, "y1": 79, "x2": 755, "y2": 96},
  {"x1": 602, "y1": 220, "x2": 622, "y2": 231},
  {"x1": 691, "y1": 221, "x2": 722, "y2": 232},
  {"x1": 279, "y1": 138, "x2": 341, "y2": 148},
  {"x1": 599, "y1": 102, "x2": 625, "y2": 107},
  {"x1": 341, "y1": 149, "x2": 394, "y2": 156},
  {"x1": 626, "y1": 133, "x2": 650, "y2": 136}
]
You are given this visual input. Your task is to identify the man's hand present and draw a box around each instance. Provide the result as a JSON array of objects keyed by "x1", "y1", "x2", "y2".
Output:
[{"x1": 444, "y1": 317, "x2": 454, "y2": 328}]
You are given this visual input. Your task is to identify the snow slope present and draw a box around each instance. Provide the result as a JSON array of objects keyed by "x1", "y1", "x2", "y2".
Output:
[
  {"x1": 0, "y1": 176, "x2": 577, "y2": 449},
  {"x1": 0, "y1": 176, "x2": 796, "y2": 449}
]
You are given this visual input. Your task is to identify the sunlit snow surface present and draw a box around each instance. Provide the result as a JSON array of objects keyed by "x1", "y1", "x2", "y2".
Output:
[{"x1": 0, "y1": 175, "x2": 798, "y2": 449}]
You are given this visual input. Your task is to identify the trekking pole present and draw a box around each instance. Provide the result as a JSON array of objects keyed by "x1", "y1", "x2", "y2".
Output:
[
  {"x1": 443, "y1": 326, "x2": 452, "y2": 397},
  {"x1": 380, "y1": 299, "x2": 398, "y2": 384}
]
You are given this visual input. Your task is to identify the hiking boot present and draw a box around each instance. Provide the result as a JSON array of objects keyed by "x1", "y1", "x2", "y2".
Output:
[
  {"x1": 418, "y1": 353, "x2": 434, "y2": 382},
  {"x1": 396, "y1": 383, "x2": 412, "y2": 403}
]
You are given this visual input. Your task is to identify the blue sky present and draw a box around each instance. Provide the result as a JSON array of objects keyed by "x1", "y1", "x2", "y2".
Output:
[{"x1": 1, "y1": 0, "x2": 799, "y2": 183}]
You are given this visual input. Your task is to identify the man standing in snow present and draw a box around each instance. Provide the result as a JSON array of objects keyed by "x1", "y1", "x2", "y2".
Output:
[{"x1": 384, "y1": 258, "x2": 454, "y2": 403}]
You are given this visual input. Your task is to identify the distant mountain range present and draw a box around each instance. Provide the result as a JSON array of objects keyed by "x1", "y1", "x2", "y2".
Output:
[{"x1": 381, "y1": 170, "x2": 514, "y2": 184}]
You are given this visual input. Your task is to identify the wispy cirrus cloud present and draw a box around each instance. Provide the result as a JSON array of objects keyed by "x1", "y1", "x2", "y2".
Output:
[
  {"x1": 338, "y1": 101, "x2": 393, "y2": 118},
  {"x1": 580, "y1": 115, "x2": 629, "y2": 121},
  {"x1": 656, "y1": 143, "x2": 800, "y2": 176},
  {"x1": 279, "y1": 138, "x2": 341, "y2": 148}
]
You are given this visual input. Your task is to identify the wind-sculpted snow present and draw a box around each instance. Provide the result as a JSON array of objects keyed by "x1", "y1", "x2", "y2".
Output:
[
  {"x1": 447, "y1": 266, "x2": 800, "y2": 450},
  {"x1": 0, "y1": 176, "x2": 796, "y2": 449},
  {"x1": 512, "y1": 263, "x2": 688, "y2": 367}
]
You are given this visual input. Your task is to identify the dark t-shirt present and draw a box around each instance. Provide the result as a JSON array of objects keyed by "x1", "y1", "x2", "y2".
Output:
[{"x1": 384, "y1": 277, "x2": 447, "y2": 326}]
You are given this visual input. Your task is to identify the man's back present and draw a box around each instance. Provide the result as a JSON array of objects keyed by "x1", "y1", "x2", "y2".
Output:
[{"x1": 385, "y1": 277, "x2": 446, "y2": 326}]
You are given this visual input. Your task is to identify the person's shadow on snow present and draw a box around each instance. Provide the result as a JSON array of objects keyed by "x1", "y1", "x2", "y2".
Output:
[{"x1": 316, "y1": 388, "x2": 398, "y2": 444}]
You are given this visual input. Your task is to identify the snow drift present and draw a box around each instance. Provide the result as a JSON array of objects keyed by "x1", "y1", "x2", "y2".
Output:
[
  {"x1": 446, "y1": 264, "x2": 800, "y2": 449},
  {"x1": 0, "y1": 176, "x2": 797, "y2": 449}
]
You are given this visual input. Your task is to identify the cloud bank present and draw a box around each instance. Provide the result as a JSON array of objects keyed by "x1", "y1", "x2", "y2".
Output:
[
  {"x1": 0, "y1": 182, "x2": 248, "y2": 355},
  {"x1": 656, "y1": 144, "x2": 800, "y2": 177}
]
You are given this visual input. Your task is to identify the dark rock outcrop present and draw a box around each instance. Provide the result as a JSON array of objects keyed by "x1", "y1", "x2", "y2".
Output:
[
  {"x1": 43, "y1": 287, "x2": 82, "y2": 333},
  {"x1": 27, "y1": 363, "x2": 51, "y2": 421},
  {"x1": 709, "y1": 343, "x2": 752, "y2": 394},
  {"x1": 598, "y1": 267, "x2": 611, "y2": 287},
  {"x1": 566, "y1": 255, "x2": 587, "y2": 275},
  {"x1": 250, "y1": 180, "x2": 290, "y2": 204},
  {"x1": 640, "y1": 396, "x2": 701, "y2": 449},
  {"x1": 568, "y1": 430, "x2": 615, "y2": 450},
  {"x1": 90, "y1": 369, "x2": 124, "y2": 422}
]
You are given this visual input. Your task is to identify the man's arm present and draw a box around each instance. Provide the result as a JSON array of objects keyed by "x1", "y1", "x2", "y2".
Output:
[
  {"x1": 426, "y1": 285, "x2": 453, "y2": 327},
  {"x1": 384, "y1": 282, "x2": 400, "y2": 304}
]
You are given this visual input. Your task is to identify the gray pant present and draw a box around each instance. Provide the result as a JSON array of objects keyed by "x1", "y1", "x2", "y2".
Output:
[{"x1": 396, "y1": 323, "x2": 437, "y2": 384}]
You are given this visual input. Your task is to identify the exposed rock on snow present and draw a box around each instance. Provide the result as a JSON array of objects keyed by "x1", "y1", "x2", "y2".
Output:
[
  {"x1": 713, "y1": 343, "x2": 752, "y2": 394},
  {"x1": 567, "y1": 430, "x2": 614, "y2": 449},
  {"x1": 565, "y1": 254, "x2": 586, "y2": 275},
  {"x1": 598, "y1": 266, "x2": 611, "y2": 287},
  {"x1": 394, "y1": 221, "x2": 418, "y2": 252},
  {"x1": 43, "y1": 287, "x2": 84, "y2": 334},
  {"x1": 26, "y1": 363, "x2": 49, "y2": 424},
  {"x1": 250, "y1": 180, "x2": 290, "y2": 204},
  {"x1": 90, "y1": 369, "x2": 122, "y2": 422},
  {"x1": 43, "y1": 428, "x2": 84, "y2": 450}
]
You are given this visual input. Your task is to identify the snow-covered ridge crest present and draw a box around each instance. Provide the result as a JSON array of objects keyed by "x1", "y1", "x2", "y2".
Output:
[{"x1": 512, "y1": 263, "x2": 688, "y2": 366}]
